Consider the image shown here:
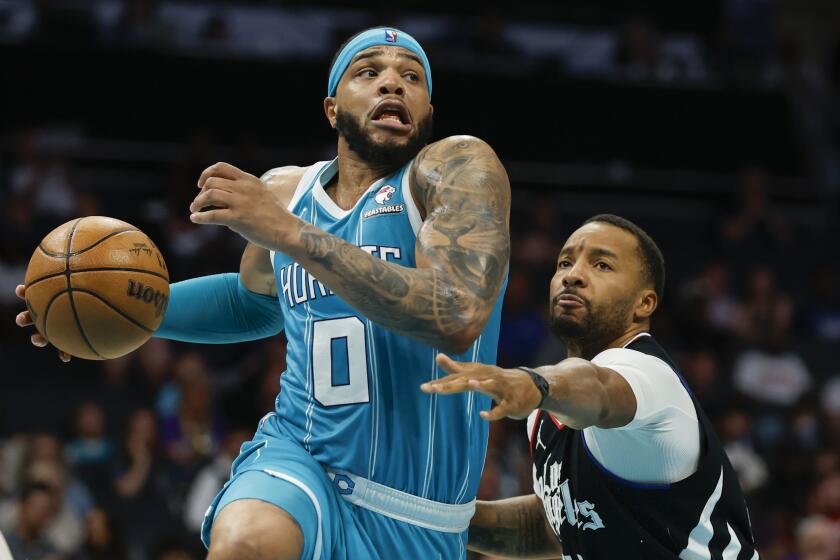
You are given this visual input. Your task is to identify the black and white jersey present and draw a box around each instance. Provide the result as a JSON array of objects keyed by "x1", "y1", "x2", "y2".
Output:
[{"x1": 529, "y1": 335, "x2": 758, "y2": 559}]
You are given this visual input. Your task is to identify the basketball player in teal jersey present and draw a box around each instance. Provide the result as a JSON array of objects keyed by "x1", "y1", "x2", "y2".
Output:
[{"x1": 16, "y1": 27, "x2": 510, "y2": 559}]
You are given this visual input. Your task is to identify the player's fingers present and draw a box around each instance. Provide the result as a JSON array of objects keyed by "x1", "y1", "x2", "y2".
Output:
[
  {"x1": 16, "y1": 311, "x2": 33, "y2": 327},
  {"x1": 435, "y1": 353, "x2": 463, "y2": 374},
  {"x1": 480, "y1": 400, "x2": 511, "y2": 422},
  {"x1": 197, "y1": 162, "x2": 244, "y2": 188},
  {"x1": 468, "y1": 378, "x2": 502, "y2": 401},
  {"x1": 58, "y1": 350, "x2": 71, "y2": 363},
  {"x1": 200, "y1": 177, "x2": 237, "y2": 192},
  {"x1": 189, "y1": 208, "x2": 231, "y2": 225},
  {"x1": 31, "y1": 333, "x2": 48, "y2": 347},
  {"x1": 15, "y1": 284, "x2": 25, "y2": 300},
  {"x1": 190, "y1": 189, "x2": 233, "y2": 214},
  {"x1": 420, "y1": 375, "x2": 471, "y2": 394}
]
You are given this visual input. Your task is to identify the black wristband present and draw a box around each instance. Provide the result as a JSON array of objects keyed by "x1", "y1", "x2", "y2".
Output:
[{"x1": 518, "y1": 366, "x2": 549, "y2": 410}]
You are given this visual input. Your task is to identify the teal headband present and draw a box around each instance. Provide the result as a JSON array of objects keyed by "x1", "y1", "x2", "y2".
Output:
[{"x1": 327, "y1": 27, "x2": 432, "y2": 99}]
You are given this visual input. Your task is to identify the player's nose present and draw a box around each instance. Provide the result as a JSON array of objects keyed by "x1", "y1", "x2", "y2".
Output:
[
  {"x1": 377, "y1": 70, "x2": 405, "y2": 96},
  {"x1": 561, "y1": 264, "x2": 587, "y2": 288}
]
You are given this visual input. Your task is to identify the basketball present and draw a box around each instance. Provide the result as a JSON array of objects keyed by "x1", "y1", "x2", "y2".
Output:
[{"x1": 23, "y1": 216, "x2": 170, "y2": 360}]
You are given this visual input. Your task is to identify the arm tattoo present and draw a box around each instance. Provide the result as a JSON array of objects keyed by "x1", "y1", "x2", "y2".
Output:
[
  {"x1": 469, "y1": 496, "x2": 562, "y2": 558},
  {"x1": 289, "y1": 136, "x2": 510, "y2": 351}
]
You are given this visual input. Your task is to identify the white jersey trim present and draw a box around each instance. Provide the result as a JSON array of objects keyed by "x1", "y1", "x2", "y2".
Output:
[
  {"x1": 263, "y1": 469, "x2": 323, "y2": 560},
  {"x1": 679, "y1": 468, "x2": 724, "y2": 560},
  {"x1": 326, "y1": 468, "x2": 476, "y2": 533},
  {"x1": 268, "y1": 160, "x2": 333, "y2": 272},
  {"x1": 311, "y1": 159, "x2": 387, "y2": 220},
  {"x1": 401, "y1": 162, "x2": 423, "y2": 235}
]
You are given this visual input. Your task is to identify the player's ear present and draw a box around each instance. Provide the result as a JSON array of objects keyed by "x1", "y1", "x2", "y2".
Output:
[
  {"x1": 635, "y1": 288, "x2": 657, "y2": 321},
  {"x1": 324, "y1": 97, "x2": 337, "y2": 129}
]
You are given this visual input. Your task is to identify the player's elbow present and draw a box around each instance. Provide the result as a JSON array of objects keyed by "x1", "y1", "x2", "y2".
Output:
[{"x1": 439, "y1": 311, "x2": 487, "y2": 354}]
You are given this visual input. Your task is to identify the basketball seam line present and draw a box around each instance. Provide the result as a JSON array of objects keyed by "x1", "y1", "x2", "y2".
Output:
[
  {"x1": 38, "y1": 228, "x2": 139, "y2": 258},
  {"x1": 40, "y1": 288, "x2": 70, "y2": 344},
  {"x1": 25, "y1": 267, "x2": 169, "y2": 289},
  {"x1": 66, "y1": 218, "x2": 105, "y2": 359},
  {"x1": 70, "y1": 288, "x2": 154, "y2": 334}
]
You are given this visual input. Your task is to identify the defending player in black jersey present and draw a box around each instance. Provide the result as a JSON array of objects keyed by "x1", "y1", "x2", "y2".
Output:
[{"x1": 422, "y1": 214, "x2": 759, "y2": 559}]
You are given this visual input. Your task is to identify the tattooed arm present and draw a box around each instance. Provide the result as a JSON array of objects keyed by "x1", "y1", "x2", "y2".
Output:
[
  {"x1": 191, "y1": 136, "x2": 510, "y2": 353},
  {"x1": 469, "y1": 495, "x2": 563, "y2": 559},
  {"x1": 286, "y1": 136, "x2": 509, "y2": 353}
]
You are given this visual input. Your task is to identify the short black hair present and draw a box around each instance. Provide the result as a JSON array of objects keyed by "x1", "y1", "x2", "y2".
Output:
[{"x1": 583, "y1": 214, "x2": 665, "y2": 298}]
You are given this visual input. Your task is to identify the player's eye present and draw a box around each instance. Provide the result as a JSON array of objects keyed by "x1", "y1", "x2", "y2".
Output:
[
  {"x1": 404, "y1": 72, "x2": 419, "y2": 82},
  {"x1": 558, "y1": 260, "x2": 572, "y2": 269},
  {"x1": 359, "y1": 69, "x2": 378, "y2": 78},
  {"x1": 595, "y1": 261, "x2": 612, "y2": 271}
]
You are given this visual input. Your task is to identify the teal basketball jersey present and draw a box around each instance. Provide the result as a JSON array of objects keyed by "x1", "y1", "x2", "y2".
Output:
[{"x1": 269, "y1": 157, "x2": 505, "y2": 504}]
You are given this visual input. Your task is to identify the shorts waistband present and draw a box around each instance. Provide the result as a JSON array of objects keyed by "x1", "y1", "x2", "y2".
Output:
[{"x1": 326, "y1": 468, "x2": 474, "y2": 533}]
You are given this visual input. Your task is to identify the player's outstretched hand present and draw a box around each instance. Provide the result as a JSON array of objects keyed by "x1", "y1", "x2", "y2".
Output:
[
  {"x1": 420, "y1": 354, "x2": 542, "y2": 421},
  {"x1": 190, "y1": 162, "x2": 298, "y2": 251},
  {"x1": 14, "y1": 284, "x2": 71, "y2": 362}
]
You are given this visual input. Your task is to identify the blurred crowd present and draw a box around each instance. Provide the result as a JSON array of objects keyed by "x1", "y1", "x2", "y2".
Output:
[
  {"x1": 1, "y1": 0, "x2": 840, "y2": 559},
  {"x1": 1, "y1": 131, "x2": 839, "y2": 560}
]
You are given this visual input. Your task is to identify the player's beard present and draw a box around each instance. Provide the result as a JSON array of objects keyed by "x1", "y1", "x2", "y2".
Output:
[
  {"x1": 335, "y1": 109, "x2": 433, "y2": 168},
  {"x1": 549, "y1": 293, "x2": 635, "y2": 356}
]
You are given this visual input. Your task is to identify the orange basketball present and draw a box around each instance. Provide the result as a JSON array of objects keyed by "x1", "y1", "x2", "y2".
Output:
[{"x1": 24, "y1": 216, "x2": 170, "y2": 360}]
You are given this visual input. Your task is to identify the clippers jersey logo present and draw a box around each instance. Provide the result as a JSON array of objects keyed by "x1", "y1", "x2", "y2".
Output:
[
  {"x1": 374, "y1": 185, "x2": 396, "y2": 204},
  {"x1": 534, "y1": 458, "x2": 605, "y2": 535},
  {"x1": 384, "y1": 29, "x2": 397, "y2": 43}
]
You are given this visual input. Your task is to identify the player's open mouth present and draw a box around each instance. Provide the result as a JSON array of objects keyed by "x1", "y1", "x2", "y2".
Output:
[{"x1": 371, "y1": 101, "x2": 412, "y2": 133}]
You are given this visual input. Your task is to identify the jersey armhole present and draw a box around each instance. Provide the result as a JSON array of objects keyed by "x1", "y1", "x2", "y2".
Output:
[
  {"x1": 401, "y1": 163, "x2": 423, "y2": 235},
  {"x1": 268, "y1": 160, "x2": 332, "y2": 273}
]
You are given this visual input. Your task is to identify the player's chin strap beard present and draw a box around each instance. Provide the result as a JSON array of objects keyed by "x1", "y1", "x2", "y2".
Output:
[{"x1": 335, "y1": 110, "x2": 434, "y2": 169}]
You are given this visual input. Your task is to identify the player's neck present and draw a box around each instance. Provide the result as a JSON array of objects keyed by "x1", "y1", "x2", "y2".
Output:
[
  {"x1": 564, "y1": 324, "x2": 650, "y2": 360},
  {"x1": 328, "y1": 144, "x2": 398, "y2": 210}
]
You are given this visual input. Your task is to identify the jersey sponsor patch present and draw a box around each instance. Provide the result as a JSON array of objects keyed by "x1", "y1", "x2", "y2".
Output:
[
  {"x1": 363, "y1": 204, "x2": 405, "y2": 220},
  {"x1": 374, "y1": 184, "x2": 396, "y2": 204}
]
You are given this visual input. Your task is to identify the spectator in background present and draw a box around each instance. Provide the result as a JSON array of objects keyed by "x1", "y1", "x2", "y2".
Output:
[
  {"x1": 9, "y1": 140, "x2": 78, "y2": 221},
  {"x1": 160, "y1": 353, "x2": 221, "y2": 469},
  {"x1": 677, "y1": 260, "x2": 741, "y2": 343},
  {"x1": 614, "y1": 17, "x2": 665, "y2": 80},
  {"x1": 2, "y1": 482, "x2": 61, "y2": 560},
  {"x1": 680, "y1": 348, "x2": 730, "y2": 414},
  {"x1": 808, "y1": 473, "x2": 840, "y2": 523},
  {"x1": 735, "y1": 265, "x2": 795, "y2": 346},
  {"x1": 718, "y1": 408, "x2": 769, "y2": 495},
  {"x1": 113, "y1": 409, "x2": 174, "y2": 559},
  {"x1": 720, "y1": 167, "x2": 794, "y2": 263},
  {"x1": 796, "y1": 515, "x2": 840, "y2": 560},
  {"x1": 0, "y1": 434, "x2": 91, "y2": 556},
  {"x1": 112, "y1": 0, "x2": 172, "y2": 47},
  {"x1": 73, "y1": 508, "x2": 126, "y2": 560},
  {"x1": 66, "y1": 403, "x2": 115, "y2": 503},
  {"x1": 804, "y1": 267, "x2": 840, "y2": 342},
  {"x1": 182, "y1": 428, "x2": 250, "y2": 534}
]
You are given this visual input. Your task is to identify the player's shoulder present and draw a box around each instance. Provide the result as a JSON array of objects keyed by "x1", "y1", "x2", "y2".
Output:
[
  {"x1": 260, "y1": 165, "x2": 311, "y2": 208},
  {"x1": 409, "y1": 135, "x2": 507, "y2": 201},
  {"x1": 592, "y1": 346, "x2": 678, "y2": 381},
  {"x1": 414, "y1": 135, "x2": 499, "y2": 164}
]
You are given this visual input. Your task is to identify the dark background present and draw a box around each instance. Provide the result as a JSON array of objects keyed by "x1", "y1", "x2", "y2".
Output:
[{"x1": 1, "y1": 0, "x2": 840, "y2": 558}]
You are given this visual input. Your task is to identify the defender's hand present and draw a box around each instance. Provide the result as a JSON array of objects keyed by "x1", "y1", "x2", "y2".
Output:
[
  {"x1": 14, "y1": 285, "x2": 71, "y2": 362},
  {"x1": 420, "y1": 354, "x2": 542, "y2": 421},
  {"x1": 190, "y1": 162, "x2": 298, "y2": 251}
]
